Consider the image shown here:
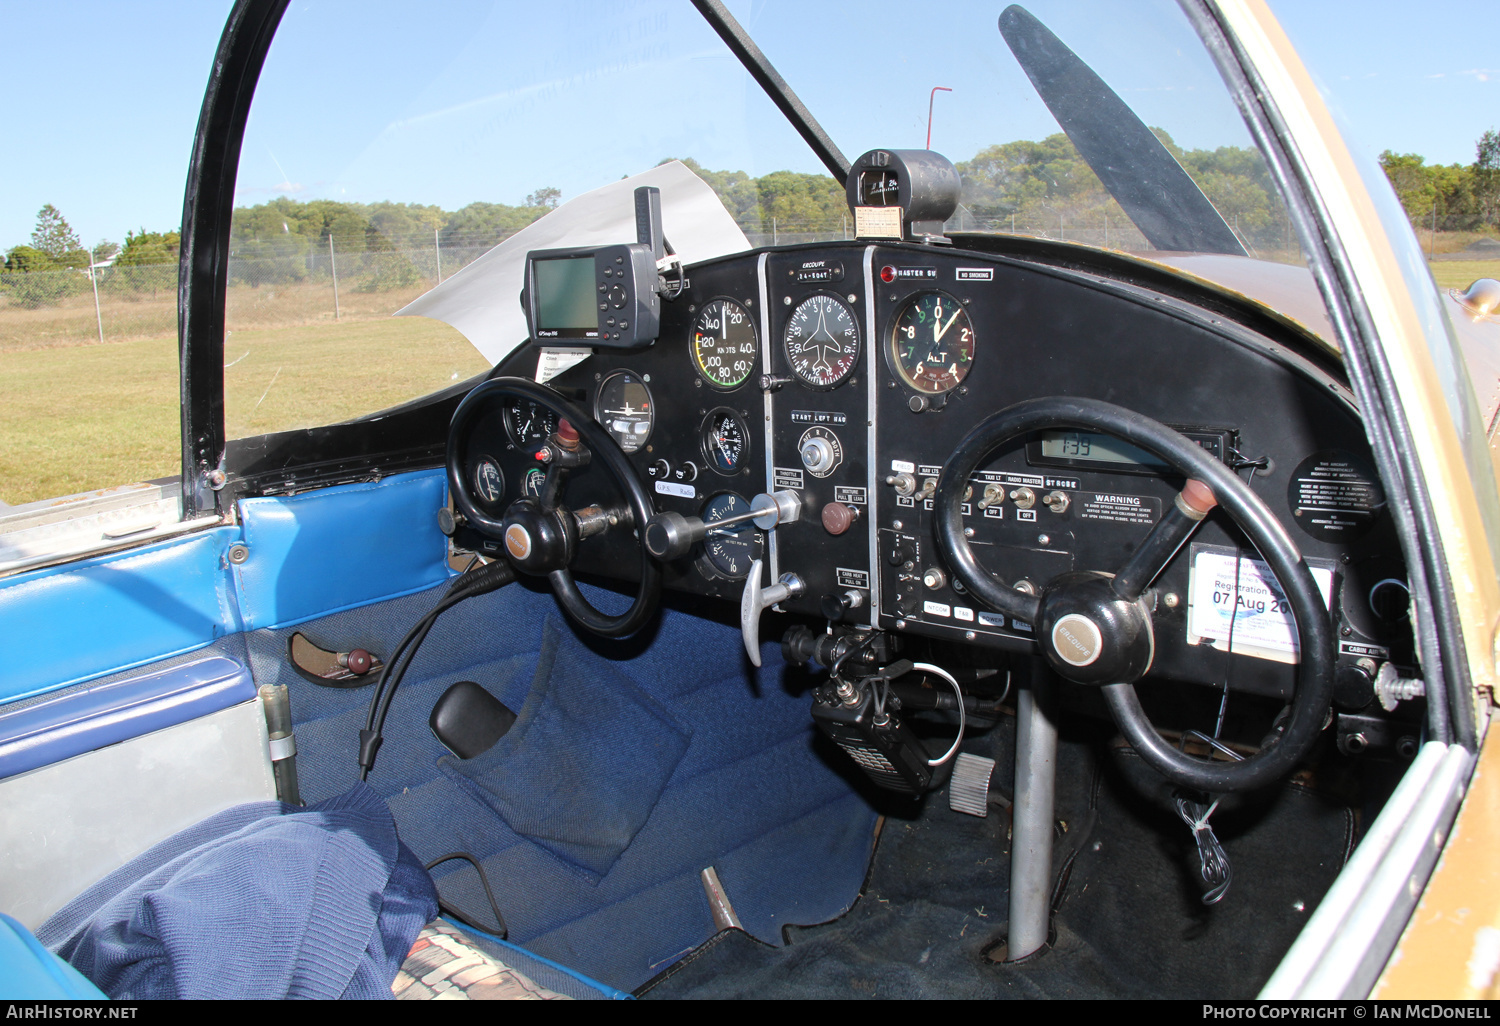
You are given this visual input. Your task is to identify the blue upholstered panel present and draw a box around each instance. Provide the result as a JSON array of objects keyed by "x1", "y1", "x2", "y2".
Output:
[
  {"x1": 232, "y1": 469, "x2": 450, "y2": 631},
  {"x1": 0, "y1": 656, "x2": 256, "y2": 780},
  {"x1": 0, "y1": 528, "x2": 243, "y2": 704},
  {"x1": 0, "y1": 913, "x2": 107, "y2": 999}
]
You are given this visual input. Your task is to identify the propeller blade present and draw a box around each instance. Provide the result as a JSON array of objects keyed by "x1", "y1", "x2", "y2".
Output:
[{"x1": 998, "y1": 5, "x2": 1246, "y2": 256}]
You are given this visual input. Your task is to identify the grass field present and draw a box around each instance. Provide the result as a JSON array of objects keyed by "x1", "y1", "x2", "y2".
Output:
[
  {"x1": 0, "y1": 315, "x2": 484, "y2": 505},
  {"x1": 1, "y1": 256, "x2": 1497, "y2": 507},
  {"x1": 1430, "y1": 260, "x2": 1500, "y2": 291}
]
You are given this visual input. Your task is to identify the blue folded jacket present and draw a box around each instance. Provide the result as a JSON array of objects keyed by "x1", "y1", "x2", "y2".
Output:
[{"x1": 36, "y1": 784, "x2": 437, "y2": 1000}]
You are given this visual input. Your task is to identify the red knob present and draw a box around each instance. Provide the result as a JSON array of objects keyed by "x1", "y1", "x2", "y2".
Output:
[
  {"x1": 556, "y1": 418, "x2": 580, "y2": 449},
  {"x1": 821, "y1": 502, "x2": 859, "y2": 536},
  {"x1": 342, "y1": 649, "x2": 372, "y2": 675},
  {"x1": 1180, "y1": 479, "x2": 1218, "y2": 517}
]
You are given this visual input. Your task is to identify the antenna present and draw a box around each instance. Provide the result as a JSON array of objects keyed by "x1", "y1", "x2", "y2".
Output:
[{"x1": 926, "y1": 86, "x2": 952, "y2": 150}]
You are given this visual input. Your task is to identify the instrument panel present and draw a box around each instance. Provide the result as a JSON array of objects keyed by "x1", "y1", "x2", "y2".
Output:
[{"x1": 458, "y1": 240, "x2": 1404, "y2": 704}]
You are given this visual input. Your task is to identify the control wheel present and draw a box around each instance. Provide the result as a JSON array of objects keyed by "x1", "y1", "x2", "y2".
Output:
[
  {"x1": 447, "y1": 377, "x2": 661, "y2": 637},
  {"x1": 934, "y1": 396, "x2": 1334, "y2": 793}
]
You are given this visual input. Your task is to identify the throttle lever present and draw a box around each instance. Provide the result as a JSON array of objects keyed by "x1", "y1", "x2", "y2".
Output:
[
  {"x1": 644, "y1": 489, "x2": 803, "y2": 561},
  {"x1": 741, "y1": 558, "x2": 805, "y2": 666}
]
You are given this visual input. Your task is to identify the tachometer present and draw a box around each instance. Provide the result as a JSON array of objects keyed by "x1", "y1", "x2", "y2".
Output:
[
  {"x1": 889, "y1": 291, "x2": 974, "y2": 395},
  {"x1": 503, "y1": 398, "x2": 559, "y2": 448},
  {"x1": 691, "y1": 298, "x2": 757, "y2": 390},
  {"x1": 699, "y1": 492, "x2": 762, "y2": 581},
  {"x1": 700, "y1": 408, "x2": 749, "y2": 475},
  {"x1": 594, "y1": 370, "x2": 654, "y2": 453},
  {"x1": 784, "y1": 294, "x2": 859, "y2": 389}
]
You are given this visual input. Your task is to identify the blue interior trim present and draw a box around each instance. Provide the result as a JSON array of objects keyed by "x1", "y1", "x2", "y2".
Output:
[
  {"x1": 440, "y1": 919, "x2": 633, "y2": 1000},
  {"x1": 0, "y1": 913, "x2": 107, "y2": 1000},
  {"x1": 0, "y1": 656, "x2": 257, "y2": 780},
  {"x1": 232, "y1": 469, "x2": 449, "y2": 632},
  {"x1": 0, "y1": 528, "x2": 243, "y2": 705}
]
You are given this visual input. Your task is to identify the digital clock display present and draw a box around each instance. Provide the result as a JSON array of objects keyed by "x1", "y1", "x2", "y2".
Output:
[{"x1": 1038, "y1": 431, "x2": 1167, "y2": 469}]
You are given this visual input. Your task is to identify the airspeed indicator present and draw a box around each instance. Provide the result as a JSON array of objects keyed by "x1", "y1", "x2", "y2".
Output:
[{"x1": 691, "y1": 298, "x2": 757, "y2": 389}]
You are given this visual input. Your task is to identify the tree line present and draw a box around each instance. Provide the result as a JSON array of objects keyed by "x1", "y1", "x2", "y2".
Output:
[
  {"x1": 1380, "y1": 130, "x2": 1500, "y2": 232},
  {"x1": 6, "y1": 127, "x2": 1496, "y2": 310}
]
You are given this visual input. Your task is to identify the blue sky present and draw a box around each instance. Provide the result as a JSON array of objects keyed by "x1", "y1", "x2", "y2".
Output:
[{"x1": 1, "y1": 1, "x2": 1494, "y2": 251}]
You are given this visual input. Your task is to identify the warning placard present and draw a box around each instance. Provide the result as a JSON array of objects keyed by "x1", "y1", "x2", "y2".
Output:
[
  {"x1": 1078, "y1": 492, "x2": 1160, "y2": 526},
  {"x1": 1186, "y1": 548, "x2": 1335, "y2": 663}
]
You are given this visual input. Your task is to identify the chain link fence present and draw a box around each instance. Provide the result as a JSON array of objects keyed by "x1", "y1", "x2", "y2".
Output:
[{"x1": 1, "y1": 209, "x2": 1310, "y2": 350}]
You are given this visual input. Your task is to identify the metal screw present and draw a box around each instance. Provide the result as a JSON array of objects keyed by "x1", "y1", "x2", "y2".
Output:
[
  {"x1": 896, "y1": 620, "x2": 907, "y2": 630},
  {"x1": 1037, "y1": 533, "x2": 1050, "y2": 546},
  {"x1": 847, "y1": 293, "x2": 857, "y2": 304},
  {"x1": 964, "y1": 630, "x2": 976, "y2": 641},
  {"x1": 783, "y1": 296, "x2": 791, "y2": 306},
  {"x1": 892, "y1": 520, "x2": 904, "y2": 530},
  {"x1": 1163, "y1": 592, "x2": 1180, "y2": 608},
  {"x1": 206, "y1": 468, "x2": 226, "y2": 490},
  {"x1": 964, "y1": 527, "x2": 975, "y2": 538}
]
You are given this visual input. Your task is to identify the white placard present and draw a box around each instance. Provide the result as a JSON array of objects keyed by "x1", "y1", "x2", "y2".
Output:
[
  {"x1": 654, "y1": 480, "x2": 694, "y2": 499},
  {"x1": 1186, "y1": 550, "x2": 1335, "y2": 664},
  {"x1": 855, "y1": 206, "x2": 903, "y2": 239},
  {"x1": 535, "y1": 347, "x2": 591, "y2": 384}
]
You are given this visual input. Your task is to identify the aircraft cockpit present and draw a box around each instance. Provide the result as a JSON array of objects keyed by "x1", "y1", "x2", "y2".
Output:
[{"x1": 3, "y1": 0, "x2": 1496, "y2": 1003}]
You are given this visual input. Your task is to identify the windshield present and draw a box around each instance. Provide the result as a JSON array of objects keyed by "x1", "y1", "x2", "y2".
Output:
[{"x1": 225, "y1": 0, "x2": 1325, "y2": 441}]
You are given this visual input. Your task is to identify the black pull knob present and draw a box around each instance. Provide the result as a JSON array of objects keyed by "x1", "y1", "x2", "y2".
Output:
[{"x1": 644, "y1": 511, "x2": 706, "y2": 561}]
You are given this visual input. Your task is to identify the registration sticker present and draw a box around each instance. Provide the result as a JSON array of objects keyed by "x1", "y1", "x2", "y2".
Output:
[{"x1": 1186, "y1": 548, "x2": 1335, "y2": 664}]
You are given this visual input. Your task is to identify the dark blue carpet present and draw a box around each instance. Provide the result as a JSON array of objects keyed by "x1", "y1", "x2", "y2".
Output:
[{"x1": 246, "y1": 579, "x2": 879, "y2": 991}]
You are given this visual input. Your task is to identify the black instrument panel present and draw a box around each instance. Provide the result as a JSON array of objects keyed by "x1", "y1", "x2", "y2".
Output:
[{"x1": 461, "y1": 241, "x2": 1405, "y2": 700}]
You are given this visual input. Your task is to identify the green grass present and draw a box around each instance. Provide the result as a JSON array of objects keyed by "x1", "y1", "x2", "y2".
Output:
[
  {"x1": 1430, "y1": 260, "x2": 1500, "y2": 292},
  {"x1": 223, "y1": 317, "x2": 486, "y2": 438},
  {"x1": 0, "y1": 317, "x2": 485, "y2": 506},
  {"x1": 0, "y1": 334, "x2": 180, "y2": 504}
]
